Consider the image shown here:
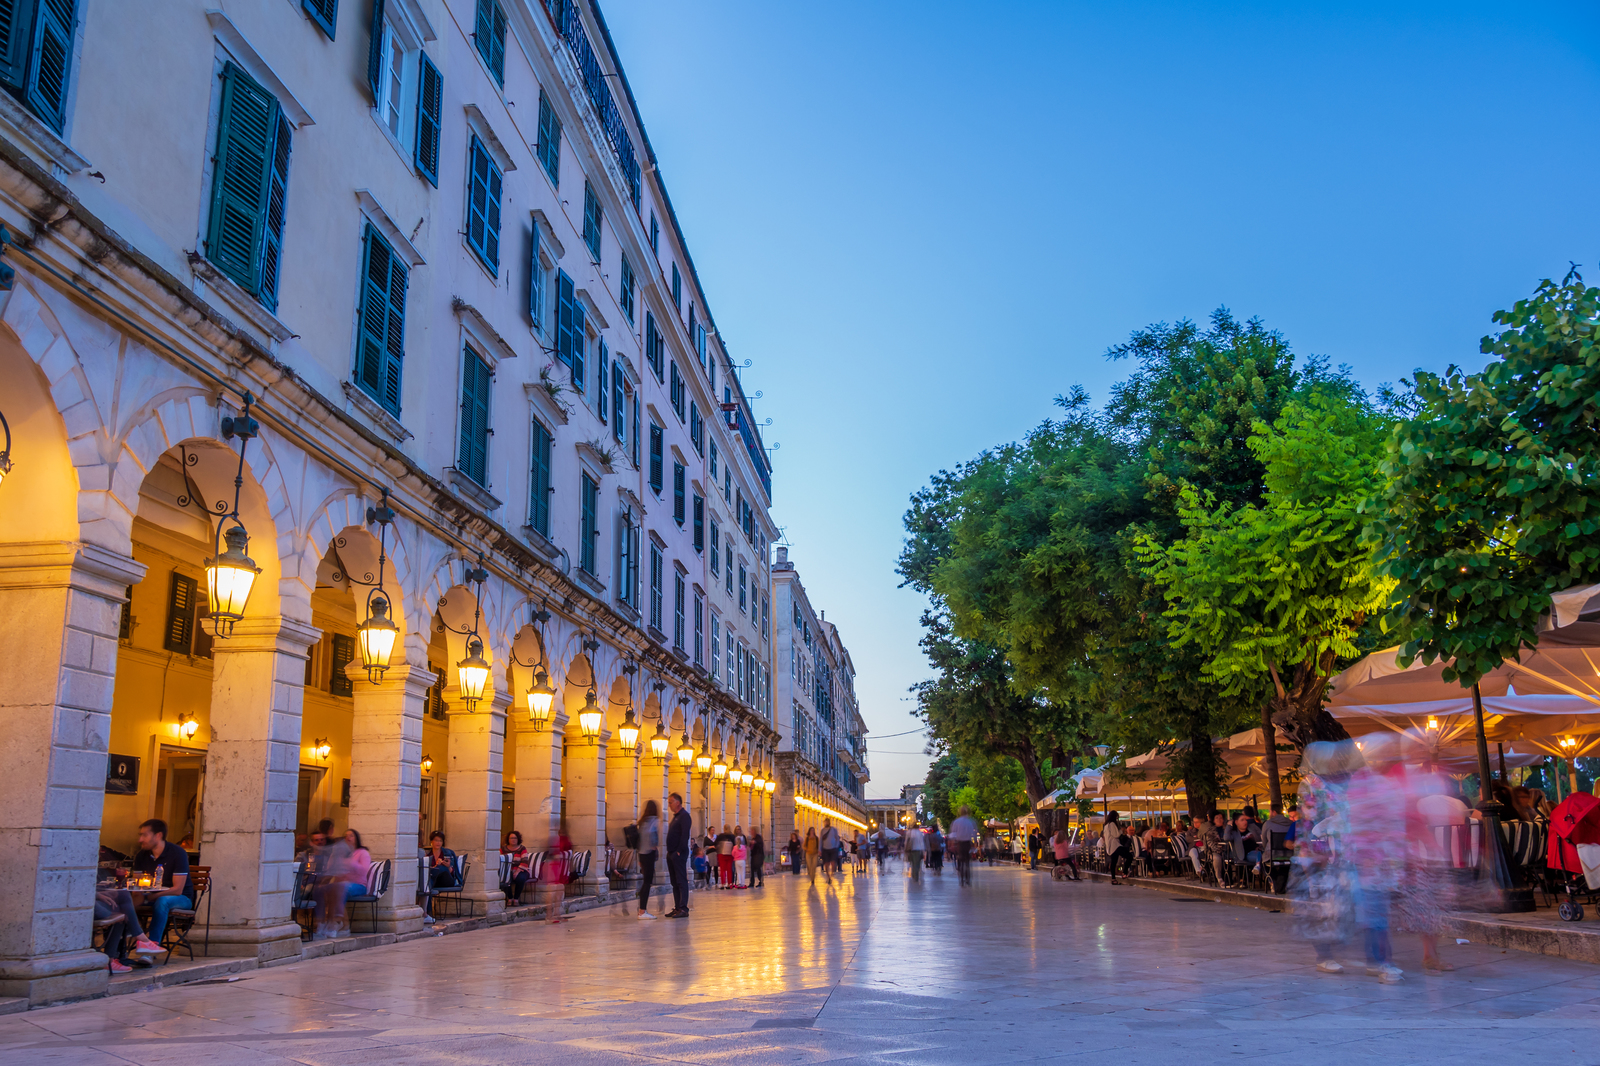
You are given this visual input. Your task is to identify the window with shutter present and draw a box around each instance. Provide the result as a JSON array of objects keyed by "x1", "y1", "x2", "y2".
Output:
[
  {"x1": 648, "y1": 212, "x2": 659, "y2": 254},
  {"x1": 649, "y1": 543, "x2": 662, "y2": 631},
  {"x1": 673, "y1": 463, "x2": 685, "y2": 525},
  {"x1": 570, "y1": 301, "x2": 586, "y2": 390},
  {"x1": 710, "y1": 520, "x2": 719, "y2": 574},
  {"x1": 693, "y1": 494, "x2": 704, "y2": 552},
  {"x1": 739, "y1": 564, "x2": 747, "y2": 612},
  {"x1": 529, "y1": 218, "x2": 544, "y2": 330},
  {"x1": 458, "y1": 346, "x2": 491, "y2": 485},
  {"x1": 725, "y1": 546, "x2": 733, "y2": 594},
  {"x1": 630, "y1": 393, "x2": 641, "y2": 468},
  {"x1": 616, "y1": 510, "x2": 634, "y2": 609},
  {"x1": 529, "y1": 418, "x2": 551, "y2": 536},
  {"x1": 536, "y1": 89, "x2": 561, "y2": 185},
  {"x1": 164, "y1": 572, "x2": 197, "y2": 654},
  {"x1": 118, "y1": 586, "x2": 132, "y2": 641},
  {"x1": 690, "y1": 401, "x2": 702, "y2": 455},
  {"x1": 206, "y1": 63, "x2": 292, "y2": 311},
  {"x1": 414, "y1": 52, "x2": 442, "y2": 186},
  {"x1": 580, "y1": 473, "x2": 598, "y2": 574},
  {"x1": 596, "y1": 339, "x2": 608, "y2": 422},
  {"x1": 669, "y1": 362, "x2": 682, "y2": 420},
  {"x1": 555, "y1": 269, "x2": 575, "y2": 369},
  {"x1": 644, "y1": 312, "x2": 663, "y2": 380},
  {"x1": 612, "y1": 367, "x2": 625, "y2": 445},
  {"x1": 474, "y1": 0, "x2": 506, "y2": 84},
  {"x1": 304, "y1": 0, "x2": 338, "y2": 38},
  {"x1": 711, "y1": 615, "x2": 720, "y2": 677},
  {"x1": 710, "y1": 441, "x2": 718, "y2": 478},
  {"x1": 465, "y1": 136, "x2": 502, "y2": 272},
  {"x1": 365, "y1": 0, "x2": 384, "y2": 99},
  {"x1": 330, "y1": 633, "x2": 355, "y2": 696},
  {"x1": 355, "y1": 223, "x2": 407, "y2": 416},
  {"x1": 582, "y1": 181, "x2": 601, "y2": 260},
  {"x1": 18, "y1": 0, "x2": 74, "y2": 132},
  {"x1": 673, "y1": 571, "x2": 684, "y2": 650},
  {"x1": 619, "y1": 254, "x2": 634, "y2": 323},
  {"x1": 648, "y1": 423, "x2": 663, "y2": 493},
  {"x1": 694, "y1": 595, "x2": 704, "y2": 666},
  {"x1": 671, "y1": 263, "x2": 681, "y2": 309}
]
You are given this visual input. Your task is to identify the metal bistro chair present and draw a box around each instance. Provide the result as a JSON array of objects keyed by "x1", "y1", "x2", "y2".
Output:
[
  {"x1": 1263, "y1": 832, "x2": 1294, "y2": 895},
  {"x1": 291, "y1": 860, "x2": 319, "y2": 940},
  {"x1": 347, "y1": 858, "x2": 391, "y2": 934},
  {"x1": 1149, "y1": 839, "x2": 1176, "y2": 878},
  {"x1": 160, "y1": 866, "x2": 211, "y2": 961},
  {"x1": 424, "y1": 853, "x2": 472, "y2": 918},
  {"x1": 564, "y1": 848, "x2": 591, "y2": 896}
]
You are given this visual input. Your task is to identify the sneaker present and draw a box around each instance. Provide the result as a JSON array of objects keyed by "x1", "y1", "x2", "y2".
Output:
[
  {"x1": 109, "y1": 959, "x2": 133, "y2": 974},
  {"x1": 637, "y1": 910, "x2": 657, "y2": 920},
  {"x1": 422, "y1": 915, "x2": 435, "y2": 925},
  {"x1": 1367, "y1": 964, "x2": 1404, "y2": 984},
  {"x1": 130, "y1": 937, "x2": 163, "y2": 956},
  {"x1": 1316, "y1": 960, "x2": 1343, "y2": 974}
]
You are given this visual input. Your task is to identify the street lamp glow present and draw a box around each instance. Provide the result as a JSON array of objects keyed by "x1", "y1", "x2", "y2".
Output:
[
  {"x1": 356, "y1": 594, "x2": 398, "y2": 683},
  {"x1": 578, "y1": 689, "x2": 602, "y2": 743},
  {"x1": 456, "y1": 636, "x2": 490, "y2": 706},
  {"x1": 677, "y1": 732, "x2": 695, "y2": 767},
  {"x1": 617, "y1": 708, "x2": 640, "y2": 751},
  {"x1": 650, "y1": 721, "x2": 671, "y2": 762},
  {"x1": 526, "y1": 667, "x2": 555, "y2": 727},
  {"x1": 206, "y1": 525, "x2": 260, "y2": 635}
]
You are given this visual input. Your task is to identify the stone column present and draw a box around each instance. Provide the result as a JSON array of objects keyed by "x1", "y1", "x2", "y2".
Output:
[
  {"x1": 564, "y1": 726, "x2": 608, "y2": 896},
  {"x1": 0, "y1": 542, "x2": 144, "y2": 1004},
  {"x1": 206, "y1": 613, "x2": 320, "y2": 961},
  {"x1": 606, "y1": 742, "x2": 639, "y2": 895},
  {"x1": 512, "y1": 711, "x2": 567, "y2": 851},
  {"x1": 346, "y1": 660, "x2": 432, "y2": 934},
  {"x1": 443, "y1": 686, "x2": 508, "y2": 916}
]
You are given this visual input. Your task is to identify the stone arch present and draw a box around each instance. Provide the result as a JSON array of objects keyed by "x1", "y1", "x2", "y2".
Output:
[{"x1": 0, "y1": 326, "x2": 77, "y2": 543}]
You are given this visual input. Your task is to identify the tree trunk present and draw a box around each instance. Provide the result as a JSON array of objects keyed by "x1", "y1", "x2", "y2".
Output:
[
  {"x1": 1017, "y1": 750, "x2": 1054, "y2": 840},
  {"x1": 1267, "y1": 660, "x2": 1350, "y2": 751},
  {"x1": 1260, "y1": 703, "x2": 1282, "y2": 811},
  {"x1": 1183, "y1": 729, "x2": 1220, "y2": 822}
]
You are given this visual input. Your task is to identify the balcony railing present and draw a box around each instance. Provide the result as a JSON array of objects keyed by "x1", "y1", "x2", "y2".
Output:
[{"x1": 547, "y1": 0, "x2": 642, "y2": 207}]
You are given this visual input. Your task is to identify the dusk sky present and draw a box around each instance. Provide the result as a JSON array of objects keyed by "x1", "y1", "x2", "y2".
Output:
[{"x1": 602, "y1": 1, "x2": 1600, "y2": 797}]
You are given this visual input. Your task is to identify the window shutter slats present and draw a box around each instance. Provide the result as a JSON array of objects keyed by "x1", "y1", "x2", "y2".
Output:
[
  {"x1": 459, "y1": 347, "x2": 490, "y2": 485},
  {"x1": 356, "y1": 224, "x2": 406, "y2": 416},
  {"x1": 596, "y1": 339, "x2": 608, "y2": 421},
  {"x1": 24, "y1": 0, "x2": 73, "y2": 133},
  {"x1": 570, "y1": 299, "x2": 585, "y2": 388},
  {"x1": 529, "y1": 218, "x2": 543, "y2": 327},
  {"x1": 330, "y1": 633, "x2": 355, "y2": 696},
  {"x1": 530, "y1": 419, "x2": 551, "y2": 536},
  {"x1": 164, "y1": 572, "x2": 196, "y2": 654},
  {"x1": 257, "y1": 111, "x2": 292, "y2": 312},
  {"x1": 365, "y1": 0, "x2": 385, "y2": 100},
  {"x1": 414, "y1": 52, "x2": 442, "y2": 186},
  {"x1": 649, "y1": 424, "x2": 662, "y2": 493},
  {"x1": 555, "y1": 269, "x2": 574, "y2": 368},
  {"x1": 0, "y1": 0, "x2": 34, "y2": 93},
  {"x1": 612, "y1": 366, "x2": 625, "y2": 445},
  {"x1": 206, "y1": 63, "x2": 275, "y2": 296},
  {"x1": 537, "y1": 89, "x2": 561, "y2": 185},
  {"x1": 466, "y1": 137, "x2": 501, "y2": 271},
  {"x1": 303, "y1": 0, "x2": 339, "y2": 39}
]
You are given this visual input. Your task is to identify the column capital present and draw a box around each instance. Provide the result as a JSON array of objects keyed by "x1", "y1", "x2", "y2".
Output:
[
  {"x1": 512, "y1": 709, "x2": 569, "y2": 735},
  {"x1": 442, "y1": 684, "x2": 511, "y2": 718},
  {"x1": 213, "y1": 614, "x2": 321, "y2": 655},
  {"x1": 346, "y1": 659, "x2": 437, "y2": 696},
  {"x1": 0, "y1": 539, "x2": 146, "y2": 597}
]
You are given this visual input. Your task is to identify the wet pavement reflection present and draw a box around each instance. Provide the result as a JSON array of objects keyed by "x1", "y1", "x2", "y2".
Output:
[{"x1": 3, "y1": 862, "x2": 1596, "y2": 1064}]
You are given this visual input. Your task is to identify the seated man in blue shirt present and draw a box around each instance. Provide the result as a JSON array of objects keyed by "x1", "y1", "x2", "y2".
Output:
[{"x1": 132, "y1": 819, "x2": 194, "y2": 948}]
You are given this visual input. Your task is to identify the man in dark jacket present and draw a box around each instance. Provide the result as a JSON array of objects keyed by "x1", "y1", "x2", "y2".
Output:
[{"x1": 665, "y1": 793, "x2": 693, "y2": 918}]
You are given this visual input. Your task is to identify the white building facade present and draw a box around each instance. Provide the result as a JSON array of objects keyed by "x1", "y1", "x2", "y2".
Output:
[
  {"x1": 770, "y1": 547, "x2": 869, "y2": 845},
  {"x1": 0, "y1": 0, "x2": 780, "y2": 1005}
]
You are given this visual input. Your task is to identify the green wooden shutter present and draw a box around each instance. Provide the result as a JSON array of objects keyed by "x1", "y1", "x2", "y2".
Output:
[
  {"x1": 458, "y1": 347, "x2": 490, "y2": 485},
  {"x1": 164, "y1": 572, "x2": 197, "y2": 654},
  {"x1": 554, "y1": 269, "x2": 574, "y2": 368},
  {"x1": 649, "y1": 424, "x2": 662, "y2": 492},
  {"x1": 303, "y1": 0, "x2": 339, "y2": 39},
  {"x1": 530, "y1": 419, "x2": 551, "y2": 536},
  {"x1": 631, "y1": 394, "x2": 640, "y2": 467},
  {"x1": 257, "y1": 110, "x2": 292, "y2": 312},
  {"x1": 580, "y1": 474, "x2": 597, "y2": 574},
  {"x1": 414, "y1": 52, "x2": 441, "y2": 186},
  {"x1": 673, "y1": 463, "x2": 685, "y2": 524},
  {"x1": 612, "y1": 366, "x2": 625, "y2": 444},
  {"x1": 596, "y1": 338, "x2": 608, "y2": 421},
  {"x1": 570, "y1": 299, "x2": 585, "y2": 390},
  {"x1": 24, "y1": 0, "x2": 73, "y2": 132},
  {"x1": 356, "y1": 224, "x2": 406, "y2": 416},
  {"x1": 365, "y1": 0, "x2": 385, "y2": 100},
  {"x1": 536, "y1": 89, "x2": 560, "y2": 185},
  {"x1": 465, "y1": 137, "x2": 501, "y2": 271},
  {"x1": 694, "y1": 494, "x2": 704, "y2": 551},
  {"x1": 528, "y1": 217, "x2": 542, "y2": 327},
  {"x1": 206, "y1": 63, "x2": 277, "y2": 296},
  {"x1": 0, "y1": 0, "x2": 34, "y2": 93},
  {"x1": 475, "y1": 0, "x2": 504, "y2": 84},
  {"x1": 330, "y1": 633, "x2": 355, "y2": 696}
]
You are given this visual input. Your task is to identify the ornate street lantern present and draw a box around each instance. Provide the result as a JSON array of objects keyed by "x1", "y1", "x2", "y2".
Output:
[
  {"x1": 676, "y1": 731, "x2": 695, "y2": 767},
  {"x1": 618, "y1": 707, "x2": 640, "y2": 752},
  {"x1": 650, "y1": 720, "x2": 671, "y2": 762},
  {"x1": 204, "y1": 395, "x2": 264, "y2": 636},
  {"x1": 578, "y1": 688, "x2": 602, "y2": 743},
  {"x1": 355, "y1": 492, "x2": 399, "y2": 683}
]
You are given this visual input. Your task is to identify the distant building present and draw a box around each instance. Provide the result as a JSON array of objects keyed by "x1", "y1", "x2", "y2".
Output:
[
  {"x1": 867, "y1": 784, "x2": 925, "y2": 832},
  {"x1": 771, "y1": 547, "x2": 869, "y2": 841}
]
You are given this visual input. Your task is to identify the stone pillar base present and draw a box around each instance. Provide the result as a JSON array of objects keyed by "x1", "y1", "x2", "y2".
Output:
[
  {"x1": 203, "y1": 922, "x2": 304, "y2": 962},
  {"x1": 364, "y1": 903, "x2": 425, "y2": 936},
  {"x1": 453, "y1": 890, "x2": 506, "y2": 918},
  {"x1": 0, "y1": 948, "x2": 110, "y2": 1005}
]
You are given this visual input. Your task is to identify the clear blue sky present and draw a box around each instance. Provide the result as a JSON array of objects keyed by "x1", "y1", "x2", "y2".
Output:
[{"x1": 601, "y1": 1, "x2": 1600, "y2": 798}]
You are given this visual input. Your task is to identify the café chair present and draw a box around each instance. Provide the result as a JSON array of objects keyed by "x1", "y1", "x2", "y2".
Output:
[{"x1": 347, "y1": 859, "x2": 391, "y2": 934}]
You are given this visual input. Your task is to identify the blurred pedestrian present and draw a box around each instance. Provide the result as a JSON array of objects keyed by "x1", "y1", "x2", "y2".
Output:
[
  {"x1": 905, "y1": 824, "x2": 925, "y2": 882},
  {"x1": 949, "y1": 806, "x2": 978, "y2": 886},
  {"x1": 1103, "y1": 811, "x2": 1131, "y2": 885},
  {"x1": 804, "y1": 826, "x2": 821, "y2": 883},
  {"x1": 749, "y1": 830, "x2": 765, "y2": 887},
  {"x1": 786, "y1": 830, "x2": 803, "y2": 876},
  {"x1": 634, "y1": 800, "x2": 660, "y2": 919}
]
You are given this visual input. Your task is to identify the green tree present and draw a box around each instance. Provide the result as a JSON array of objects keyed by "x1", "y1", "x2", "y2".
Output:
[
  {"x1": 921, "y1": 752, "x2": 967, "y2": 829},
  {"x1": 1139, "y1": 392, "x2": 1392, "y2": 766},
  {"x1": 1371, "y1": 269, "x2": 1600, "y2": 686}
]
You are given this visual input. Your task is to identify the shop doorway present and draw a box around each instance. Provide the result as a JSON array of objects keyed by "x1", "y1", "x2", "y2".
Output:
[{"x1": 152, "y1": 749, "x2": 206, "y2": 857}]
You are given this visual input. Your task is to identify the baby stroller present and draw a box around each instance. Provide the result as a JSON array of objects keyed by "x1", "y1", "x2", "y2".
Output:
[{"x1": 1546, "y1": 792, "x2": 1600, "y2": 921}]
